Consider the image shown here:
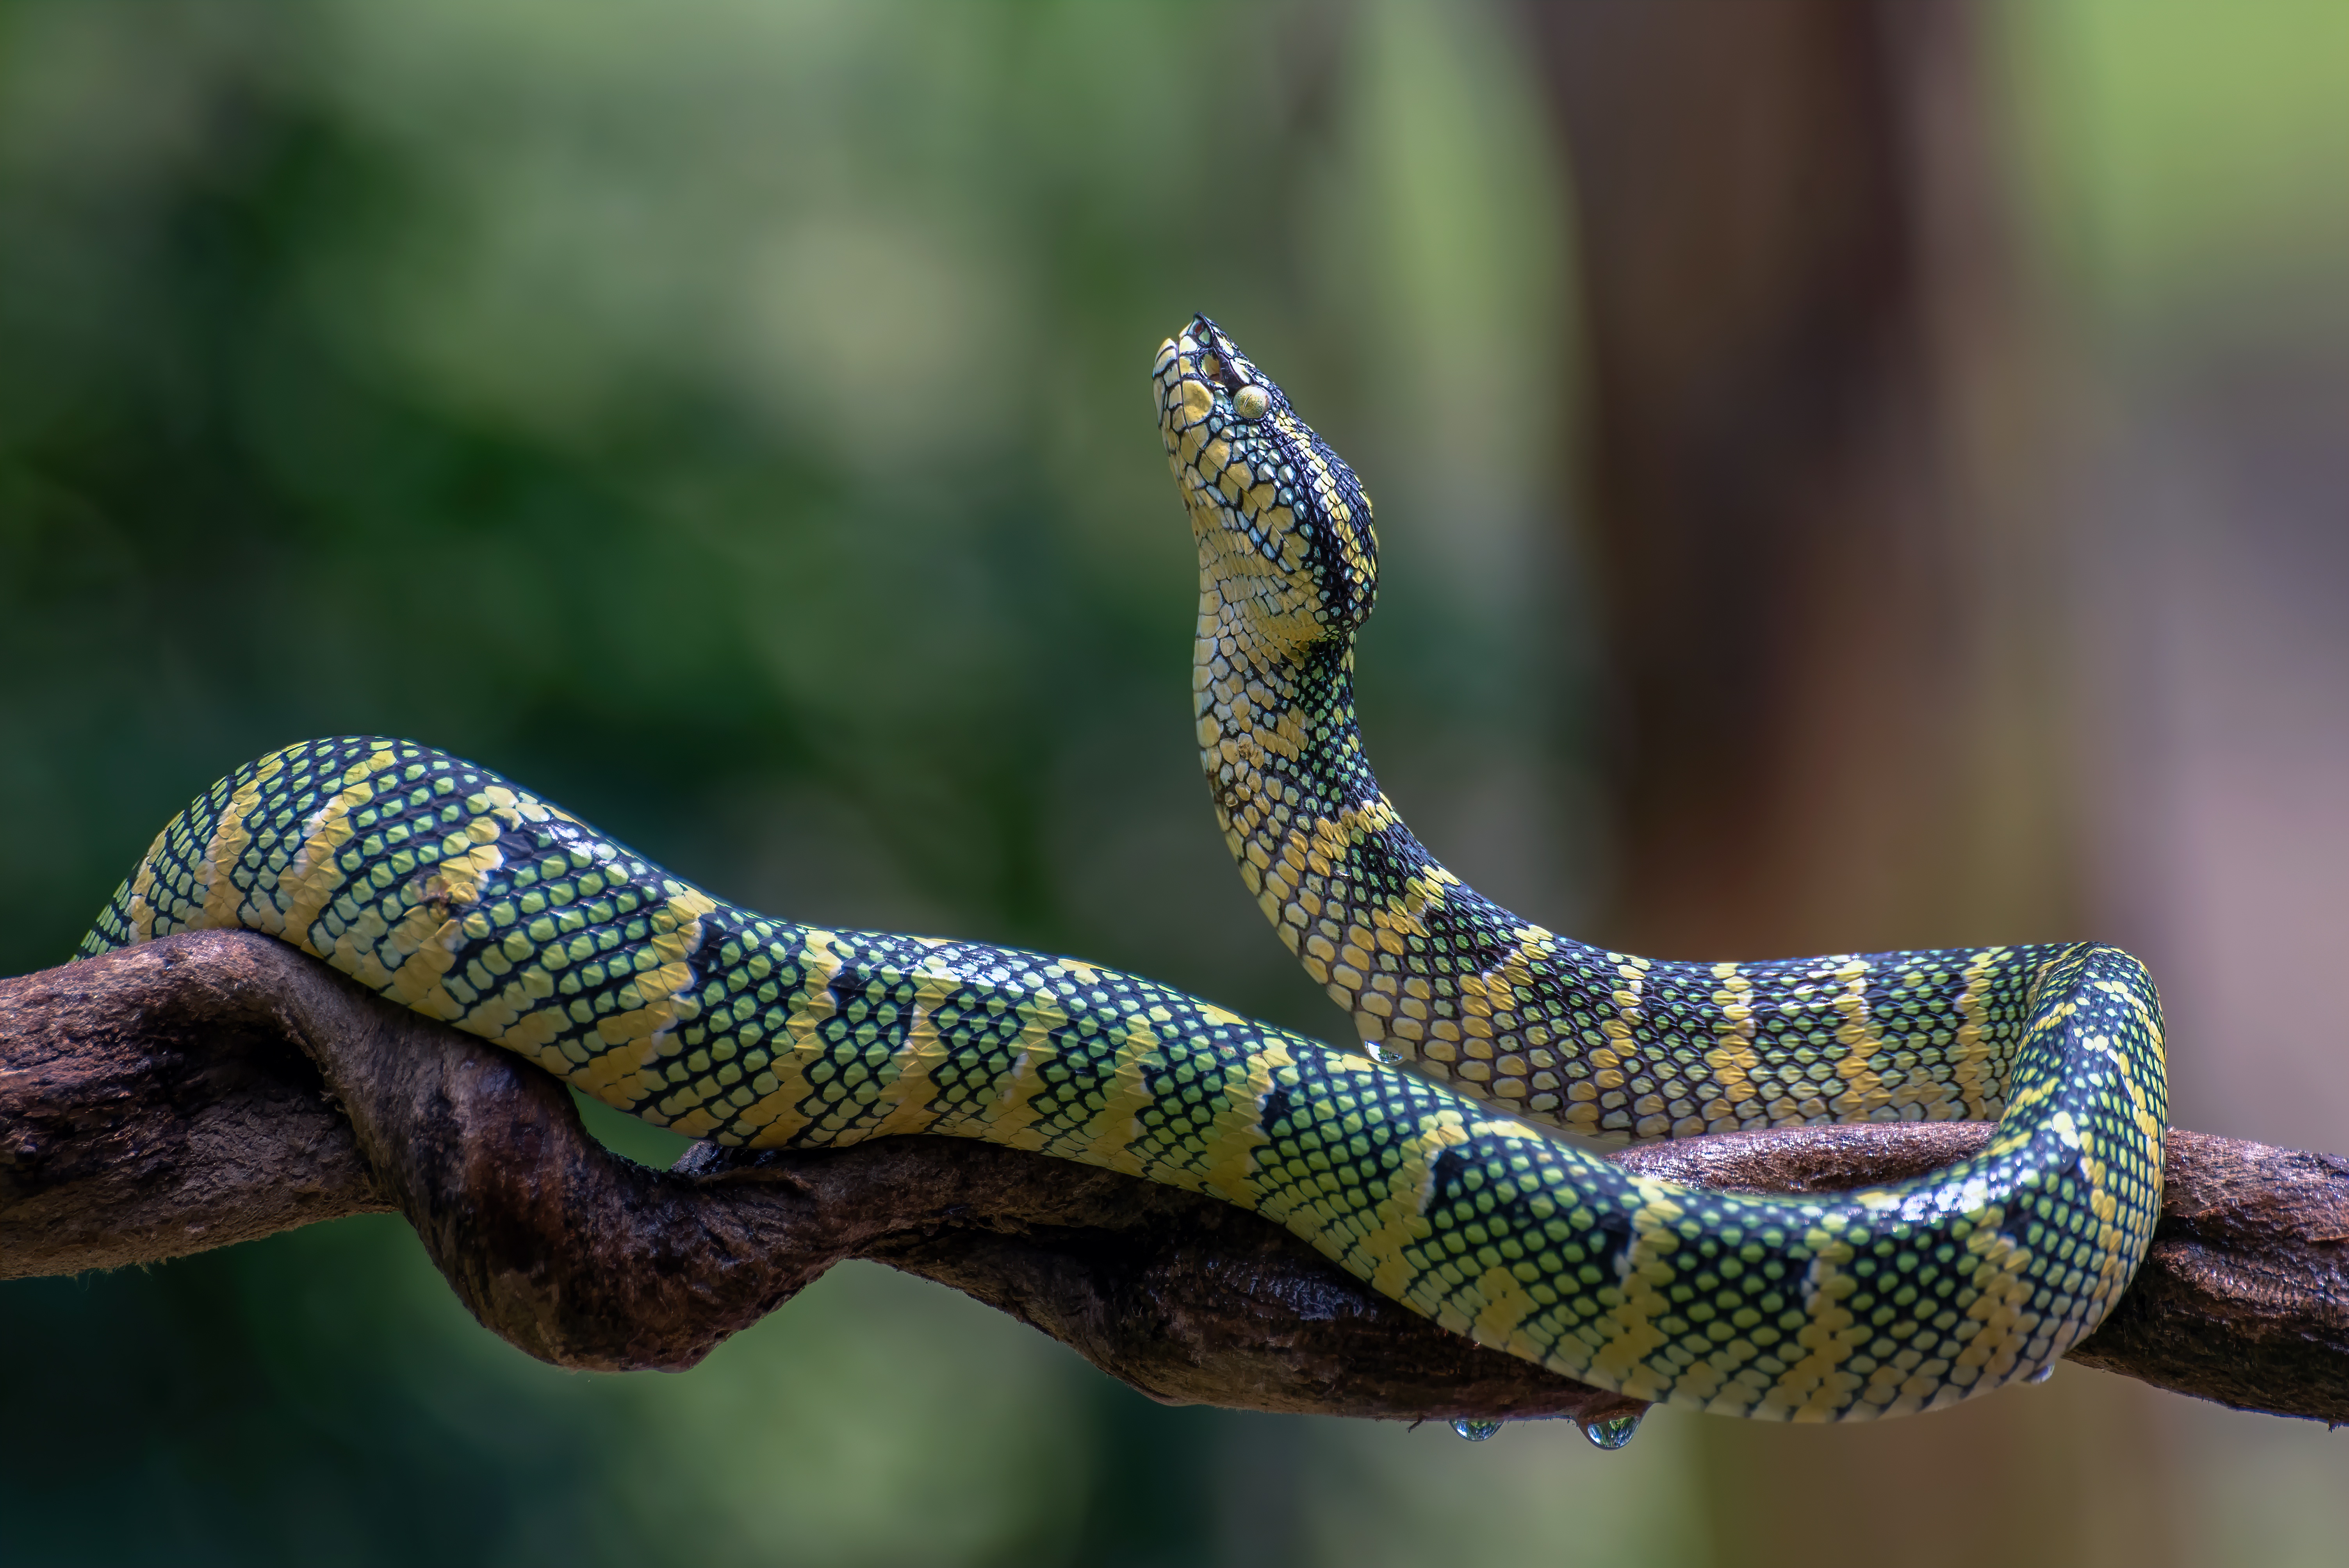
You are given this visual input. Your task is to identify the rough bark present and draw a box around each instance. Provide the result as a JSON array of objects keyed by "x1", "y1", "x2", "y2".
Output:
[{"x1": 4, "y1": 932, "x2": 2345, "y2": 1427}]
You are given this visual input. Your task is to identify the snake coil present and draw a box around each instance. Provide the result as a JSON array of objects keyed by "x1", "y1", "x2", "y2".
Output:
[{"x1": 80, "y1": 315, "x2": 2164, "y2": 1424}]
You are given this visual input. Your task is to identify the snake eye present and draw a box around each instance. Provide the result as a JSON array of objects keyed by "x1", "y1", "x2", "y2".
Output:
[{"x1": 1233, "y1": 385, "x2": 1270, "y2": 421}]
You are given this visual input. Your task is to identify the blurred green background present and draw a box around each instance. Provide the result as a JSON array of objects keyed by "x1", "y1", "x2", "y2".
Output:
[{"x1": 2, "y1": 1, "x2": 2343, "y2": 1564}]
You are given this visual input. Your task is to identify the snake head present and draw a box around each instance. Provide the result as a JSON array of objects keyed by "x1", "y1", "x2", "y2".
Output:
[{"x1": 1155, "y1": 314, "x2": 1378, "y2": 657}]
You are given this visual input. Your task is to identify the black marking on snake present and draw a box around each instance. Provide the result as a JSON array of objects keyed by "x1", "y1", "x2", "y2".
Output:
[
  {"x1": 1410, "y1": 885, "x2": 1525, "y2": 976},
  {"x1": 1278, "y1": 643, "x2": 1378, "y2": 802}
]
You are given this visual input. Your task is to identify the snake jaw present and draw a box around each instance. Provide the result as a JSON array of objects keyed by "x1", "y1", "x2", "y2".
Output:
[{"x1": 1156, "y1": 316, "x2": 1379, "y2": 659}]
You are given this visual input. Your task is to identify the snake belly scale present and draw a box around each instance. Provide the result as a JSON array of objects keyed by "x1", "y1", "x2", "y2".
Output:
[{"x1": 77, "y1": 315, "x2": 2167, "y2": 1424}]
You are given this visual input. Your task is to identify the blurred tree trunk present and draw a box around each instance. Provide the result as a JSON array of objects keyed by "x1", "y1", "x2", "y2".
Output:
[{"x1": 1516, "y1": 4, "x2": 2178, "y2": 1566}]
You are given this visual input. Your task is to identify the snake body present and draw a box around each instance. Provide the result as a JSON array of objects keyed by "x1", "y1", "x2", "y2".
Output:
[{"x1": 78, "y1": 315, "x2": 2165, "y2": 1424}]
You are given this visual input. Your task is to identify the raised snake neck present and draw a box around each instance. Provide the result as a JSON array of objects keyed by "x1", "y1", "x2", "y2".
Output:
[
  {"x1": 1165, "y1": 314, "x2": 2078, "y2": 1144},
  {"x1": 74, "y1": 315, "x2": 2166, "y2": 1424}
]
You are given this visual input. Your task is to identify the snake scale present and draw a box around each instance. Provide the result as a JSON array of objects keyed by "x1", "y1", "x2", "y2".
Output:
[{"x1": 78, "y1": 314, "x2": 2165, "y2": 1427}]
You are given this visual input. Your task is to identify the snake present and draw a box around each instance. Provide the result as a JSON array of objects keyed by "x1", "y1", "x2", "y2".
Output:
[{"x1": 76, "y1": 313, "x2": 2166, "y2": 1427}]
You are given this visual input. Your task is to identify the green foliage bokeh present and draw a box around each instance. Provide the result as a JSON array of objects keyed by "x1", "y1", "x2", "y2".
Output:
[{"x1": 0, "y1": 4, "x2": 1659, "y2": 1564}]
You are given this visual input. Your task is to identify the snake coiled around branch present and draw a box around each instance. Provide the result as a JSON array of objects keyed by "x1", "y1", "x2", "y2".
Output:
[{"x1": 77, "y1": 314, "x2": 2165, "y2": 1425}]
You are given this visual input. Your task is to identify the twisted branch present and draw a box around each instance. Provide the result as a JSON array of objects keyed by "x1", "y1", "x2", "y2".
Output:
[{"x1": 5, "y1": 932, "x2": 2344, "y2": 1424}]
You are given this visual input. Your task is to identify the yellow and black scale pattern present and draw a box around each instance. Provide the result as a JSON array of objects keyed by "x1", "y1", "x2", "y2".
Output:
[
  {"x1": 1157, "y1": 314, "x2": 2167, "y2": 1417},
  {"x1": 70, "y1": 313, "x2": 2166, "y2": 1426}
]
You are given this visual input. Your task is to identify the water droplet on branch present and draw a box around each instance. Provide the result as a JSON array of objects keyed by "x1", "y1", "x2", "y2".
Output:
[{"x1": 1583, "y1": 1414, "x2": 1642, "y2": 1450}]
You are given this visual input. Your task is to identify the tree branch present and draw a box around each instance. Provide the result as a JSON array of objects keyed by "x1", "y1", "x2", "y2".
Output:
[{"x1": 5, "y1": 933, "x2": 2345, "y2": 1425}]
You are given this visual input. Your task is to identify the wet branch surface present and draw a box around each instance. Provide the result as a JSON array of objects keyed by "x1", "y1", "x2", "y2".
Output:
[{"x1": 5, "y1": 932, "x2": 2345, "y2": 1425}]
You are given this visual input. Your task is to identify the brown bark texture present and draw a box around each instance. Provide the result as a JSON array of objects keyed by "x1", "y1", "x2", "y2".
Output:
[{"x1": 5, "y1": 932, "x2": 2346, "y2": 1426}]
